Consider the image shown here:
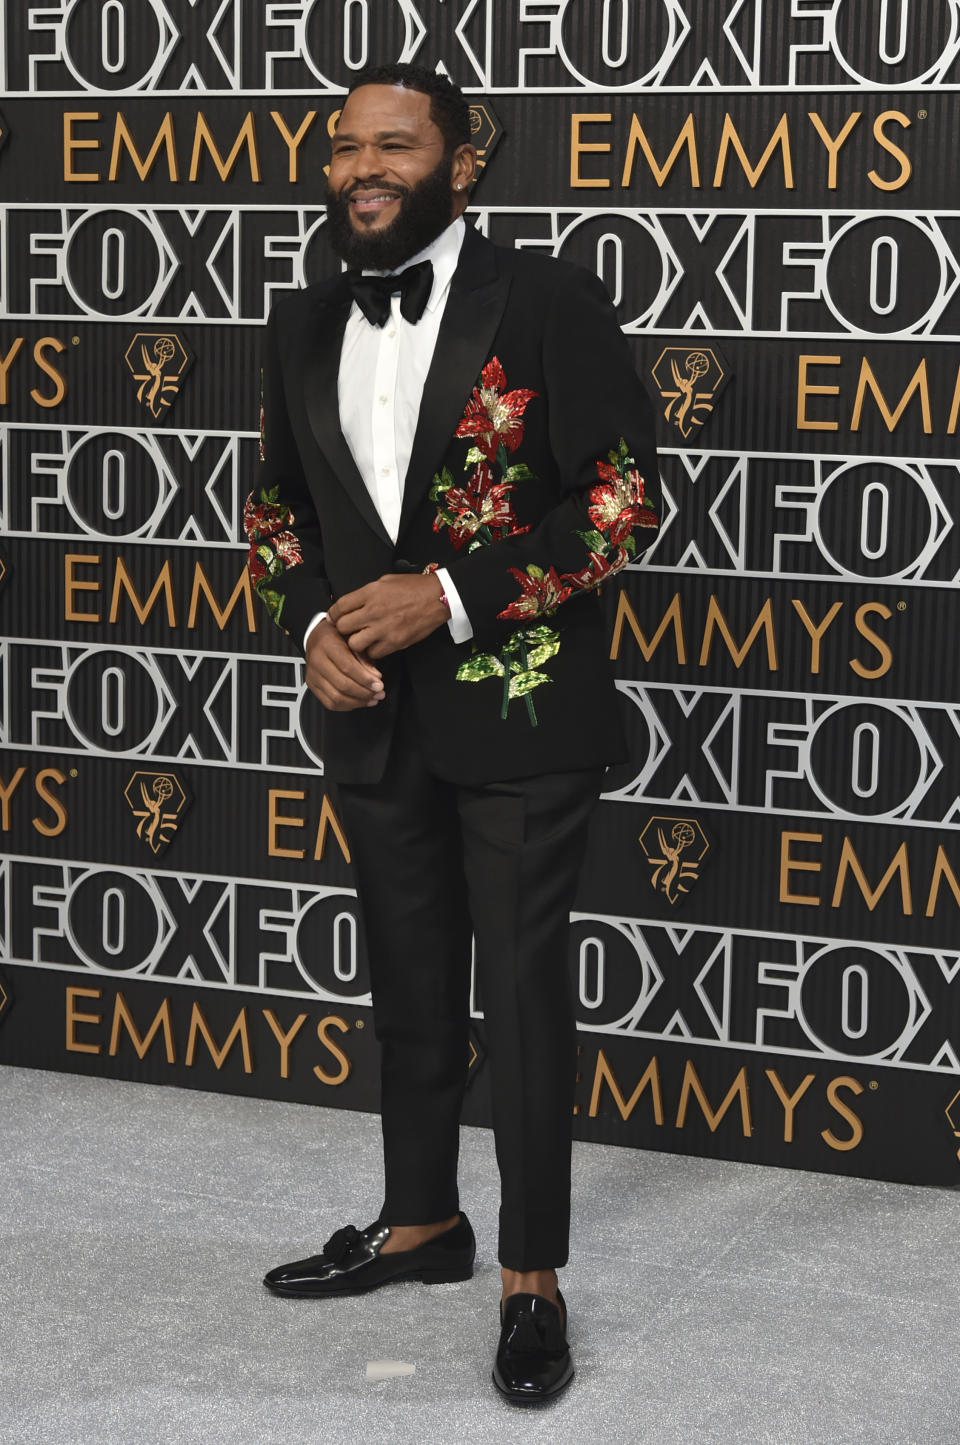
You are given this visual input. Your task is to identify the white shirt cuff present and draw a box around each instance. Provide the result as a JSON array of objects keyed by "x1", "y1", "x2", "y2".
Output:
[
  {"x1": 303, "y1": 611, "x2": 328, "y2": 650},
  {"x1": 435, "y1": 568, "x2": 472, "y2": 644}
]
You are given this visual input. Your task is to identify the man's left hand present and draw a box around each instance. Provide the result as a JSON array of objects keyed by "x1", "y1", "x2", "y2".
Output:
[{"x1": 328, "y1": 572, "x2": 449, "y2": 658}]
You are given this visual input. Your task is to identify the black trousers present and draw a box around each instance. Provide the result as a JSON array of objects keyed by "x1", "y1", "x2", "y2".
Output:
[{"x1": 335, "y1": 695, "x2": 602, "y2": 1270}]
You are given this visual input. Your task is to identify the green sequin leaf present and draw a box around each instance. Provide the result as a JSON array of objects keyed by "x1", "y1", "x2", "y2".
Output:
[
  {"x1": 256, "y1": 586, "x2": 284, "y2": 624},
  {"x1": 255, "y1": 543, "x2": 283, "y2": 579},
  {"x1": 429, "y1": 467, "x2": 455, "y2": 500},
  {"x1": 524, "y1": 624, "x2": 560, "y2": 647},
  {"x1": 509, "y1": 670, "x2": 551, "y2": 699},
  {"x1": 501, "y1": 630, "x2": 529, "y2": 659},
  {"x1": 525, "y1": 636, "x2": 561, "y2": 669},
  {"x1": 457, "y1": 652, "x2": 504, "y2": 682}
]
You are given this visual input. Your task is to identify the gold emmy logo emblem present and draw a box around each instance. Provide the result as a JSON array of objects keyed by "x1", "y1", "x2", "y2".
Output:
[
  {"x1": 946, "y1": 1090, "x2": 960, "y2": 1163},
  {"x1": 467, "y1": 101, "x2": 504, "y2": 175},
  {"x1": 651, "y1": 346, "x2": 729, "y2": 439},
  {"x1": 639, "y1": 815, "x2": 710, "y2": 904},
  {"x1": 123, "y1": 770, "x2": 189, "y2": 854},
  {"x1": 124, "y1": 332, "x2": 191, "y2": 418}
]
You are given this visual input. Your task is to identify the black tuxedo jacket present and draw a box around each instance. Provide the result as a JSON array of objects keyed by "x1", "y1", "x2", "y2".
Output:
[{"x1": 244, "y1": 226, "x2": 660, "y2": 785}]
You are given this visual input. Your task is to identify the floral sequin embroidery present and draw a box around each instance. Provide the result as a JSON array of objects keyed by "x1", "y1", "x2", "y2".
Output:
[
  {"x1": 243, "y1": 484, "x2": 303, "y2": 626},
  {"x1": 431, "y1": 357, "x2": 537, "y2": 555},
  {"x1": 456, "y1": 623, "x2": 561, "y2": 726},
  {"x1": 431, "y1": 453, "x2": 532, "y2": 552},
  {"x1": 454, "y1": 355, "x2": 537, "y2": 462},
  {"x1": 433, "y1": 357, "x2": 552, "y2": 725},
  {"x1": 496, "y1": 439, "x2": 657, "y2": 625}
]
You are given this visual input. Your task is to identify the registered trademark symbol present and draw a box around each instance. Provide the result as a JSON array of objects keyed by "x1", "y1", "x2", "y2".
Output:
[
  {"x1": 869, "y1": 1080, "x2": 879, "y2": 1090},
  {"x1": 917, "y1": 109, "x2": 928, "y2": 119},
  {"x1": 71, "y1": 336, "x2": 80, "y2": 346},
  {"x1": 897, "y1": 600, "x2": 907, "y2": 611},
  {"x1": 354, "y1": 1019, "x2": 365, "y2": 1029}
]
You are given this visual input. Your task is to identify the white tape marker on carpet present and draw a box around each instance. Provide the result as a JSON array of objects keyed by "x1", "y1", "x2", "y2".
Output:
[{"x1": 364, "y1": 1360, "x2": 417, "y2": 1381}]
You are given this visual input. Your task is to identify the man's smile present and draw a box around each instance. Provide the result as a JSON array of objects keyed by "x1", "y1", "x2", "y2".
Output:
[{"x1": 349, "y1": 190, "x2": 403, "y2": 220}]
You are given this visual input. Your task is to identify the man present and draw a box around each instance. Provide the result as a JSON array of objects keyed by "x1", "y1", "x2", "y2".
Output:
[{"x1": 244, "y1": 63, "x2": 659, "y2": 1404}]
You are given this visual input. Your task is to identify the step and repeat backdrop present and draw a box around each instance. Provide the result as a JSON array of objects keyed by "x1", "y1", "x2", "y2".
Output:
[{"x1": 2, "y1": 0, "x2": 960, "y2": 1185}]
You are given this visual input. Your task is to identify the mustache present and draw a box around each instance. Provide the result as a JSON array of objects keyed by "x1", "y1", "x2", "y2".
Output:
[{"x1": 342, "y1": 178, "x2": 410, "y2": 200}]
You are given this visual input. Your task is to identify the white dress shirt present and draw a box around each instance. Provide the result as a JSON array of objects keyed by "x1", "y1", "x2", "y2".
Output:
[{"x1": 303, "y1": 217, "x2": 472, "y2": 649}]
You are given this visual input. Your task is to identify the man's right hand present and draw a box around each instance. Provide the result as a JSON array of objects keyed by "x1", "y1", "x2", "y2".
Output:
[{"x1": 305, "y1": 617, "x2": 385, "y2": 711}]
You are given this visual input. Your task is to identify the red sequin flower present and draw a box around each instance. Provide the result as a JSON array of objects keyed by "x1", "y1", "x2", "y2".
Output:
[
  {"x1": 587, "y1": 459, "x2": 655, "y2": 545},
  {"x1": 498, "y1": 565, "x2": 571, "y2": 623},
  {"x1": 243, "y1": 486, "x2": 303, "y2": 626},
  {"x1": 243, "y1": 488, "x2": 295, "y2": 544},
  {"x1": 455, "y1": 357, "x2": 538, "y2": 462}
]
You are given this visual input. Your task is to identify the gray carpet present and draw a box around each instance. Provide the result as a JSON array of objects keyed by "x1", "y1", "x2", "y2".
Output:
[{"x1": 1, "y1": 1064, "x2": 956, "y2": 1445}]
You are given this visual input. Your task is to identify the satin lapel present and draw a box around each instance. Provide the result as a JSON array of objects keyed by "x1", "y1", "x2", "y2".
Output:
[
  {"x1": 397, "y1": 229, "x2": 510, "y2": 542},
  {"x1": 301, "y1": 284, "x2": 395, "y2": 548}
]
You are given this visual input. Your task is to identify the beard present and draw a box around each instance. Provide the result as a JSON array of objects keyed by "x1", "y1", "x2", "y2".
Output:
[{"x1": 325, "y1": 154, "x2": 456, "y2": 271}]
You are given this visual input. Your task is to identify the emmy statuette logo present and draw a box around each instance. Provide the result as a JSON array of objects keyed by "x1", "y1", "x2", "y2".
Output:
[
  {"x1": 651, "y1": 346, "x2": 729, "y2": 440},
  {"x1": 639, "y1": 816, "x2": 710, "y2": 904},
  {"x1": 467, "y1": 101, "x2": 504, "y2": 175},
  {"x1": 123, "y1": 770, "x2": 191, "y2": 854},
  {"x1": 124, "y1": 332, "x2": 193, "y2": 418}
]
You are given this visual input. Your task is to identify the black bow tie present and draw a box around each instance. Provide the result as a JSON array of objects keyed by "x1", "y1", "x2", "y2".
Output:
[{"x1": 346, "y1": 260, "x2": 434, "y2": 328}]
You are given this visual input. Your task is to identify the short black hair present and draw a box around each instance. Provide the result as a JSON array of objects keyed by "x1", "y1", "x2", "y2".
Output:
[{"x1": 346, "y1": 64, "x2": 472, "y2": 154}]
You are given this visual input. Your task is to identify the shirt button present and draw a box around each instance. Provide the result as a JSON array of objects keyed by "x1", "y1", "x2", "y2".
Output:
[
  {"x1": 380, "y1": 466, "x2": 391, "y2": 475},
  {"x1": 386, "y1": 329, "x2": 396, "y2": 339},
  {"x1": 379, "y1": 395, "x2": 389, "y2": 405}
]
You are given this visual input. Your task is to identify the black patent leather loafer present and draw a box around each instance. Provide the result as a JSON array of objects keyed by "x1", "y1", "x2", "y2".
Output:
[
  {"x1": 263, "y1": 1213, "x2": 476, "y2": 1297},
  {"x1": 492, "y1": 1290, "x2": 574, "y2": 1405}
]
